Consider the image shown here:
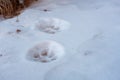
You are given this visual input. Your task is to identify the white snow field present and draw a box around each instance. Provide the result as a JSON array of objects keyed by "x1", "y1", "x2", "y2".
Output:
[{"x1": 0, "y1": 0, "x2": 120, "y2": 80}]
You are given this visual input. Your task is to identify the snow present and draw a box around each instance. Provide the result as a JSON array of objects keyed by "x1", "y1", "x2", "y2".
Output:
[{"x1": 0, "y1": 0, "x2": 120, "y2": 80}]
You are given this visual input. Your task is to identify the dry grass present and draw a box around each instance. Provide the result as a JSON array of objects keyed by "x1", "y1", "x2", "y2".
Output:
[{"x1": 0, "y1": 0, "x2": 38, "y2": 18}]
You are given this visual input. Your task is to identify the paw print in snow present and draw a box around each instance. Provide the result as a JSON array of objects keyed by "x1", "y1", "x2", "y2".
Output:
[
  {"x1": 26, "y1": 40, "x2": 65, "y2": 63},
  {"x1": 35, "y1": 18, "x2": 70, "y2": 34}
]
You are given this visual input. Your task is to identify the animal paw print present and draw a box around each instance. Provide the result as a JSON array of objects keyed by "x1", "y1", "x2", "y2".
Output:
[
  {"x1": 35, "y1": 18, "x2": 70, "y2": 34},
  {"x1": 26, "y1": 40, "x2": 65, "y2": 63},
  {"x1": 43, "y1": 25, "x2": 60, "y2": 34}
]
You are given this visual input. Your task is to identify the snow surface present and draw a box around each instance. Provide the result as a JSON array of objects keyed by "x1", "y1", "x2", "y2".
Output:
[{"x1": 0, "y1": 0, "x2": 120, "y2": 80}]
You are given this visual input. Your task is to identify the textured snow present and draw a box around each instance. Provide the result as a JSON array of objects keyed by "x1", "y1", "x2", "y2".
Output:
[{"x1": 0, "y1": 0, "x2": 120, "y2": 80}]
